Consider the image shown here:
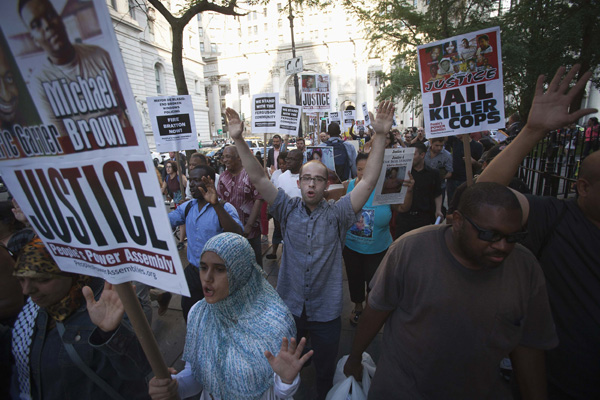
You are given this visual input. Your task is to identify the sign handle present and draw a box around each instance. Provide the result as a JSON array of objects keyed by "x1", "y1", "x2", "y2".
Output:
[
  {"x1": 462, "y1": 135, "x2": 474, "y2": 186},
  {"x1": 175, "y1": 152, "x2": 185, "y2": 198},
  {"x1": 114, "y1": 282, "x2": 170, "y2": 379}
]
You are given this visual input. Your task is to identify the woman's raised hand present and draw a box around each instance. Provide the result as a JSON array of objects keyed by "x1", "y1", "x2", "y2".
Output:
[{"x1": 265, "y1": 337, "x2": 314, "y2": 384}]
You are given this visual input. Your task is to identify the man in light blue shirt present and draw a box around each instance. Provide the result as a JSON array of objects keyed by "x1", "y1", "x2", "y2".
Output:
[{"x1": 169, "y1": 165, "x2": 242, "y2": 320}]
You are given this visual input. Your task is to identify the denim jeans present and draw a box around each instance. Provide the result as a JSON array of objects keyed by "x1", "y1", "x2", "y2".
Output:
[{"x1": 294, "y1": 311, "x2": 341, "y2": 400}]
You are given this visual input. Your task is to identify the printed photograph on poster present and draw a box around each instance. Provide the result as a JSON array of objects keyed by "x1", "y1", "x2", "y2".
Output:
[
  {"x1": 278, "y1": 104, "x2": 301, "y2": 136},
  {"x1": 0, "y1": 0, "x2": 144, "y2": 156},
  {"x1": 301, "y1": 74, "x2": 330, "y2": 111},
  {"x1": 252, "y1": 93, "x2": 279, "y2": 134},
  {"x1": 306, "y1": 146, "x2": 335, "y2": 171},
  {"x1": 343, "y1": 109, "x2": 356, "y2": 135},
  {"x1": 417, "y1": 27, "x2": 505, "y2": 138},
  {"x1": 373, "y1": 148, "x2": 415, "y2": 206},
  {"x1": 0, "y1": 0, "x2": 189, "y2": 296},
  {"x1": 148, "y1": 95, "x2": 198, "y2": 152}
]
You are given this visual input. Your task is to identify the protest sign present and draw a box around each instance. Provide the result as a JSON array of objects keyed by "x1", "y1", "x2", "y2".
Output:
[
  {"x1": 329, "y1": 111, "x2": 341, "y2": 124},
  {"x1": 148, "y1": 95, "x2": 198, "y2": 152},
  {"x1": 307, "y1": 146, "x2": 335, "y2": 172},
  {"x1": 278, "y1": 104, "x2": 301, "y2": 136},
  {"x1": 362, "y1": 102, "x2": 372, "y2": 127},
  {"x1": 252, "y1": 93, "x2": 279, "y2": 134},
  {"x1": 0, "y1": 0, "x2": 188, "y2": 297},
  {"x1": 373, "y1": 148, "x2": 415, "y2": 206},
  {"x1": 301, "y1": 74, "x2": 331, "y2": 111},
  {"x1": 343, "y1": 110, "x2": 356, "y2": 129},
  {"x1": 417, "y1": 27, "x2": 505, "y2": 138}
]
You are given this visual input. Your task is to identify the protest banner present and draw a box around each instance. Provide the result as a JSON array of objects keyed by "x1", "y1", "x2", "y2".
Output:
[
  {"x1": 148, "y1": 95, "x2": 198, "y2": 152},
  {"x1": 252, "y1": 93, "x2": 279, "y2": 134},
  {"x1": 373, "y1": 148, "x2": 415, "y2": 206},
  {"x1": 417, "y1": 27, "x2": 505, "y2": 139},
  {"x1": 301, "y1": 74, "x2": 331, "y2": 111},
  {"x1": 278, "y1": 104, "x2": 302, "y2": 136},
  {"x1": 0, "y1": 0, "x2": 186, "y2": 378},
  {"x1": 343, "y1": 110, "x2": 356, "y2": 130}
]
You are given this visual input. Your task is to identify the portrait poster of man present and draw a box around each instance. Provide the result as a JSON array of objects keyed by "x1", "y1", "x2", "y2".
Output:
[
  {"x1": 417, "y1": 27, "x2": 505, "y2": 138},
  {"x1": 0, "y1": 0, "x2": 189, "y2": 296}
]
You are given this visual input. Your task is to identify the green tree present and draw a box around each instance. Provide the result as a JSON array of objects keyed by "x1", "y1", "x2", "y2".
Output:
[{"x1": 347, "y1": 0, "x2": 600, "y2": 121}]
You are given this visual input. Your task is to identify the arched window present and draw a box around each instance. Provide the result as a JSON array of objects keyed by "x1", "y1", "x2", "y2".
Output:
[{"x1": 154, "y1": 63, "x2": 165, "y2": 95}]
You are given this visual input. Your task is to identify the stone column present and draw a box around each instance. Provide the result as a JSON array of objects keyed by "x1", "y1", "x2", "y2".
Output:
[
  {"x1": 355, "y1": 60, "x2": 368, "y2": 119},
  {"x1": 271, "y1": 69, "x2": 281, "y2": 96},
  {"x1": 209, "y1": 76, "x2": 223, "y2": 134},
  {"x1": 230, "y1": 75, "x2": 240, "y2": 112}
]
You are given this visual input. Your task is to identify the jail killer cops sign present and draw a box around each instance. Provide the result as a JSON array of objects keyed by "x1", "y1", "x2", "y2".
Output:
[
  {"x1": 0, "y1": 0, "x2": 189, "y2": 296},
  {"x1": 417, "y1": 27, "x2": 505, "y2": 138}
]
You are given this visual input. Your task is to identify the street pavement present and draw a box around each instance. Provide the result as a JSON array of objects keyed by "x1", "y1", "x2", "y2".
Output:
[{"x1": 149, "y1": 220, "x2": 383, "y2": 400}]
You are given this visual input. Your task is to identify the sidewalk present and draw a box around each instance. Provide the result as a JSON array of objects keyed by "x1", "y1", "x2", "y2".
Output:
[{"x1": 150, "y1": 225, "x2": 383, "y2": 399}]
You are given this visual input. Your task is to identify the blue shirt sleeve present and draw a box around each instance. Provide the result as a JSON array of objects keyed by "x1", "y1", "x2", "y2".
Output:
[{"x1": 223, "y1": 201, "x2": 244, "y2": 229}]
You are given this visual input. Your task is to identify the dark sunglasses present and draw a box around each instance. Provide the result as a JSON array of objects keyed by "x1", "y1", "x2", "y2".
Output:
[{"x1": 463, "y1": 214, "x2": 528, "y2": 243}]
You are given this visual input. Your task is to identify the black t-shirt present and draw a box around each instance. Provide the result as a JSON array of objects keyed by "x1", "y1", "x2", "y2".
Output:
[
  {"x1": 449, "y1": 137, "x2": 483, "y2": 181},
  {"x1": 524, "y1": 195, "x2": 600, "y2": 398},
  {"x1": 406, "y1": 166, "x2": 442, "y2": 214}
]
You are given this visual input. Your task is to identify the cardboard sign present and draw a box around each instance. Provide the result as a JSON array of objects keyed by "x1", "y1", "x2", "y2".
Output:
[
  {"x1": 148, "y1": 95, "x2": 198, "y2": 152},
  {"x1": 373, "y1": 148, "x2": 415, "y2": 206},
  {"x1": 0, "y1": 0, "x2": 188, "y2": 296},
  {"x1": 417, "y1": 27, "x2": 505, "y2": 138},
  {"x1": 301, "y1": 74, "x2": 331, "y2": 111},
  {"x1": 278, "y1": 104, "x2": 301, "y2": 136},
  {"x1": 252, "y1": 93, "x2": 279, "y2": 134}
]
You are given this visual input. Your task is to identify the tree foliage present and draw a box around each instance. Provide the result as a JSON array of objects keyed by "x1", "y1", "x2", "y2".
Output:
[{"x1": 347, "y1": 0, "x2": 600, "y2": 121}]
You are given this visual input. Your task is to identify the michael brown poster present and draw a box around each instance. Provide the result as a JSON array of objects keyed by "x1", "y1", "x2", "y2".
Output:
[
  {"x1": 0, "y1": 0, "x2": 189, "y2": 296},
  {"x1": 417, "y1": 27, "x2": 505, "y2": 138}
]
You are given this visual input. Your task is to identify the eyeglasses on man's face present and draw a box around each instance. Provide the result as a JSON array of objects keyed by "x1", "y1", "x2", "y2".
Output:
[
  {"x1": 299, "y1": 175, "x2": 327, "y2": 184},
  {"x1": 462, "y1": 214, "x2": 527, "y2": 243}
]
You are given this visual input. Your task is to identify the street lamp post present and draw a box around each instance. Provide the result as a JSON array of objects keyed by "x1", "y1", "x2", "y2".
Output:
[{"x1": 287, "y1": 0, "x2": 302, "y2": 137}]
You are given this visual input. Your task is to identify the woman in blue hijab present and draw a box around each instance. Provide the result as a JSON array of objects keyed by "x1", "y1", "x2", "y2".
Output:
[{"x1": 149, "y1": 233, "x2": 312, "y2": 400}]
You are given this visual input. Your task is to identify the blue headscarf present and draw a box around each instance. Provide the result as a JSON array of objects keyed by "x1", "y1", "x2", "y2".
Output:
[{"x1": 183, "y1": 233, "x2": 296, "y2": 399}]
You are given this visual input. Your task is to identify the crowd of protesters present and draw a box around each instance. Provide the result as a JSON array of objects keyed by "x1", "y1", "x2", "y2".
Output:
[{"x1": 1, "y1": 65, "x2": 599, "y2": 400}]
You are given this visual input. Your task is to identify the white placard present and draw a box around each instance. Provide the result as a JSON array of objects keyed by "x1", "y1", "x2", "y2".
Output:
[
  {"x1": 372, "y1": 148, "x2": 415, "y2": 206},
  {"x1": 329, "y1": 111, "x2": 341, "y2": 123},
  {"x1": 0, "y1": 0, "x2": 188, "y2": 295},
  {"x1": 252, "y1": 93, "x2": 279, "y2": 134},
  {"x1": 148, "y1": 95, "x2": 198, "y2": 152},
  {"x1": 417, "y1": 27, "x2": 505, "y2": 138},
  {"x1": 278, "y1": 104, "x2": 301, "y2": 136},
  {"x1": 301, "y1": 74, "x2": 331, "y2": 111},
  {"x1": 362, "y1": 102, "x2": 372, "y2": 127}
]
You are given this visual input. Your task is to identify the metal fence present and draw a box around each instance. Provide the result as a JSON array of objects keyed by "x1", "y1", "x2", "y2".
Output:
[{"x1": 517, "y1": 126, "x2": 598, "y2": 198}]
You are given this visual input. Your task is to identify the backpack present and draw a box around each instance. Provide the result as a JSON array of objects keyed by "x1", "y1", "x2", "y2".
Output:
[{"x1": 326, "y1": 138, "x2": 350, "y2": 181}]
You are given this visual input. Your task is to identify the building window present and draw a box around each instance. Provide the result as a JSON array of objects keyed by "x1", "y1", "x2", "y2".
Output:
[
  {"x1": 200, "y1": 42, "x2": 204, "y2": 52},
  {"x1": 277, "y1": 3, "x2": 282, "y2": 11},
  {"x1": 205, "y1": 87, "x2": 209, "y2": 107},
  {"x1": 253, "y1": 11, "x2": 257, "y2": 20},
  {"x1": 154, "y1": 63, "x2": 164, "y2": 95},
  {"x1": 264, "y1": 23, "x2": 268, "y2": 32},
  {"x1": 263, "y1": 8, "x2": 267, "y2": 17},
  {"x1": 253, "y1": 26, "x2": 258, "y2": 34},
  {"x1": 247, "y1": 13, "x2": 252, "y2": 21},
  {"x1": 220, "y1": 85, "x2": 227, "y2": 96},
  {"x1": 248, "y1": 27, "x2": 252, "y2": 35},
  {"x1": 110, "y1": 0, "x2": 117, "y2": 9},
  {"x1": 278, "y1": 19, "x2": 282, "y2": 28},
  {"x1": 211, "y1": 43, "x2": 217, "y2": 53},
  {"x1": 148, "y1": 19, "x2": 154, "y2": 35},
  {"x1": 194, "y1": 79, "x2": 201, "y2": 94},
  {"x1": 199, "y1": 27, "x2": 203, "y2": 37}
]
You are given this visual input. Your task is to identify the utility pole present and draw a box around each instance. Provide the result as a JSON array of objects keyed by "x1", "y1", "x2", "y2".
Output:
[{"x1": 288, "y1": 0, "x2": 303, "y2": 137}]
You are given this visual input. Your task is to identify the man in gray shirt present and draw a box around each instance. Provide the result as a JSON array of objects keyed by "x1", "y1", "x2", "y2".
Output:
[{"x1": 226, "y1": 102, "x2": 394, "y2": 399}]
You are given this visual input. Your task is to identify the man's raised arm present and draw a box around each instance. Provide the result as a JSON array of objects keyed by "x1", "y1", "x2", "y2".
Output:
[
  {"x1": 226, "y1": 107, "x2": 279, "y2": 205},
  {"x1": 350, "y1": 101, "x2": 395, "y2": 213},
  {"x1": 479, "y1": 65, "x2": 596, "y2": 186}
]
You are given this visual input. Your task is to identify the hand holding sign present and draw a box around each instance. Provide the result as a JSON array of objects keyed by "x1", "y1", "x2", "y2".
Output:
[
  {"x1": 226, "y1": 108, "x2": 244, "y2": 140},
  {"x1": 526, "y1": 65, "x2": 596, "y2": 135},
  {"x1": 371, "y1": 101, "x2": 395, "y2": 137}
]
